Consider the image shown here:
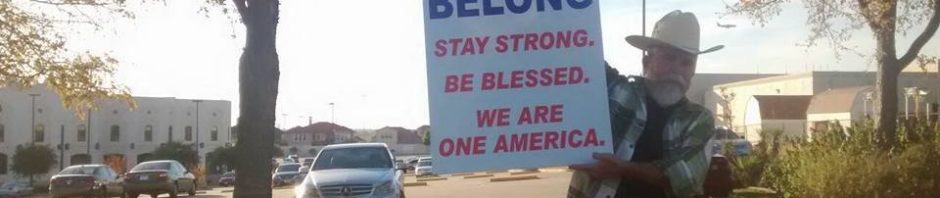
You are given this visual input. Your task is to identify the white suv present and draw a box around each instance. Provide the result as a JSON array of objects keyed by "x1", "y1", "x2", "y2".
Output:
[{"x1": 294, "y1": 143, "x2": 405, "y2": 198}]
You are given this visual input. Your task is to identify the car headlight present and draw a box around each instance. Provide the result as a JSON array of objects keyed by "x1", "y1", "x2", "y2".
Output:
[
  {"x1": 295, "y1": 184, "x2": 320, "y2": 198},
  {"x1": 373, "y1": 180, "x2": 395, "y2": 195}
]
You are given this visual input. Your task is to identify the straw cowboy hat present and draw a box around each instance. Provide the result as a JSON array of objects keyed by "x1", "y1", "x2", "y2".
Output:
[{"x1": 626, "y1": 10, "x2": 724, "y2": 54}]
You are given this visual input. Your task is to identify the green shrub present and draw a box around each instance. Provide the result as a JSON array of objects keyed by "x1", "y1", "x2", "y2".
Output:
[{"x1": 758, "y1": 120, "x2": 940, "y2": 198}]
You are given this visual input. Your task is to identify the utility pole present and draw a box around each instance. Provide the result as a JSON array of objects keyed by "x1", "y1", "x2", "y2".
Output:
[
  {"x1": 193, "y1": 100, "x2": 203, "y2": 150},
  {"x1": 87, "y1": 108, "x2": 92, "y2": 155},
  {"x1": 59, "y1": 125, "x2": 64, "y2": 170}
]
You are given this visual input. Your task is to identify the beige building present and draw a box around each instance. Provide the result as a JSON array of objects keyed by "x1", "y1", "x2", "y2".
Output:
[
  {"x1": 705, "y1": 70, "x2": 939, "y2": 143},
  {"x1": 742, "y1": 95, "x2": 812, "y2": 142},
  {"x1": 372, "y1": 127, "x2": 427, "y2": 156},
  {"x1": 0, "y1": 85, "x2": 232, "y2": 182}
]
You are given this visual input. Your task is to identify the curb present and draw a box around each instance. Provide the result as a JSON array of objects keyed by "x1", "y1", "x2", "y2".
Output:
[
  {"x1": 403, "y1": 182, "x2": 428, "y2": 187},
  {"x1": 509, "y1": 170, "x2": 541, "y2": 175},
  {"x1": 416, "y1": 177, "x2": 447, "y2": 182},
  {"x1": 463, "y1": 174, "x2": 495, "y2": 179},
  {"x1": 450, "y1": 172, "x2": 474, "y2": 177},
  {"x1": 489, "y1": 175, "x2": 539, "y2": 182},
  {"x1": 221, "y1": 190, "x2": 234, "y2": 193}
]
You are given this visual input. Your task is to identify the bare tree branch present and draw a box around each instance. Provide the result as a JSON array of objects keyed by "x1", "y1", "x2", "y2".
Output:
[
  {"x1": 28, "y1": 0, "x2": 109, "y2": 6},
  {"x1": 898, "y1": 1, "x2": 940, "y2": 68}
]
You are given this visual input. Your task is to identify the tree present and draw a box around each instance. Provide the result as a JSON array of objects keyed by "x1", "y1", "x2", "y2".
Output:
[
  {"x1": 228, "y1": 1, "x2": 281, "y2": 196},
  {"x1": 727, "y1": 0, "x2": 940, "y2": 146},
  {"x1": 11, "y1": 144, "x2": 56, "y2": 186},
  {"x1": 288, "y1": 147, "x2": 299, "y2": 155},
  {"x1": 272, "y1": 146, "x2": 285, "y2": 158},
  {"x1": 207, "y1": 145, "x2": 237, "y2": 174},
  {"x1": 0, "y1": 0, "x2": 135, "y2": 116},
  {"x1": 423, "y1": 131, "x2": 430, "y2": 146},
  {"x1": 4, "y1": 0, "x2": 281, "y2": 196},
  {"x1": 150, "y1": 142, "x2": 200, "y2": 169}
]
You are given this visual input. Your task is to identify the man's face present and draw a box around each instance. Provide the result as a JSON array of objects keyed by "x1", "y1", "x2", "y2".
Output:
[{"x1": 643, "y1": 46, "x2": 698, "y2": 106}]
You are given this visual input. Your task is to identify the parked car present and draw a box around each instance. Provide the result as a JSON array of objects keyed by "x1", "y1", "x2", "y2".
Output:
[
  {"x1": 123, "y1": 160, "x2": 197, "y2": 198},
  {"x1": 294, "y1": 143, "x2": 405, "y2": 198},
  {"x1": 414, "y1": 157, "x2": 433, "y2": 177},
  {"x1": 218, "y1": 172, "x2": 236, "y2": 187},
  {"x1": 394, "y1": 159, "x2": 407, "y2": 173},
  {"x1": 709, "y1": 126, "x2": 753, "y2": 156},
  {"x1": 272, "y1": 163, "x2": 303, "y2": 187},
  {"x1": 301, "y1": 158, "x2": 315, "y2": 167},
  {"x1": 49, "y1": 164, "x2": 124, "y2": 198},
  {"x1": 0, "y1": 181, "x2": 32, "y2": 198}
]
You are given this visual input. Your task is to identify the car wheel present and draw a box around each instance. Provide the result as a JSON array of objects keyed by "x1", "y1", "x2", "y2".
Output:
[
  {"x1": 125, "y1": 191, "x2": 138, "y2": 198},
  {"x1": 169, "y1": 183, "x2": 179, "y2": 198},
  {"x1": 188, "y1": 182, "x2": 197, "y2": 196}
]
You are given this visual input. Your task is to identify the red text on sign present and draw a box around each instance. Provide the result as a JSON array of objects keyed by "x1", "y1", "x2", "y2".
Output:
[
  {"x1": 477, "y1": 107, "x2": 511, "y2": 128},
  {"x1": 444, "y1": 73, "x2": 474, "y2": 93},
  {"x1": 439, "y1": 136, "x2": 487, "y2": 157},
  {"x1": 481, "y1": 66, "x2": 586, "y2": 91},
  {"x1": 517, "y1": 104, "x2": 563, "y2": 125},
  {"x1": 434, "y1": 36, "x2": 489, "y2": 57}
]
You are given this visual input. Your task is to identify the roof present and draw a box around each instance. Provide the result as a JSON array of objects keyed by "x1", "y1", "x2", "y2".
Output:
[
  {"x1": 377, "y1": 127, "x2": 423, "y2": 144},
  {"x1": 807, "y1": 86, "x2": 872, "y2": 114},
  {"x1": 283, "y1": 122, "x2": 354, "y2": 135},
  {"x1": 322, "y1": 143, "x2": 389, "y2": 150},
  {"x1": 752, "y1": 95, "x2": 813, "y2": 119}
]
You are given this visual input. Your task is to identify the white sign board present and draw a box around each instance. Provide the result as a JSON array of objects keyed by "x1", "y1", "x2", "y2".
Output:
[{"x1": 423, "y1": 0, "x2": 612, "y2": 174}]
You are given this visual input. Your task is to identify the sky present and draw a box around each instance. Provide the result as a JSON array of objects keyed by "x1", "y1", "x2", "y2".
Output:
[{"x1": 52, "y1": 0, "x2": 940, "y2": 130}]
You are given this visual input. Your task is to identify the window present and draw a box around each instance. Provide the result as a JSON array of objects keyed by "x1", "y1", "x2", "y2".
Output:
[
  {"x1": 34, "y1": 124, "x2": 45, "y2": 142},
  {"x1": 144, "y1": 125, "x2": 153, "y2": 142},
  {"x1": 0, "y1": 153, "x2": 6, "y2": 175},
  {"x1": 110, "y1": 125, "x2": 120, "y2": 142},
  {"x1": 168, "y1": 126, "x2": 174, "y2": 142},
  {"x1": 185, "y1": 126, "x2": 193, "y2": 141},
  {"x1": 77, "y1": 125, "x2": 86, "y2": 142},
  {"x1": 0, "y1": 124, "x2": 4, "y2": 142},
  {"x1": 211, "y1": 127, "x2": 218, "y2": 141}
]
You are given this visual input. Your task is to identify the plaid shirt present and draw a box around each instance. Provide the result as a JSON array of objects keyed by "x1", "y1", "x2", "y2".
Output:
[{"x1": 568, "y1": 67, "x2": 715, "y2": 198}]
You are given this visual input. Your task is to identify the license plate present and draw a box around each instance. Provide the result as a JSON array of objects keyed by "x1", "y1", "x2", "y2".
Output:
[{"x1": 140, "y1": 175, "x2": 149, "y2": 180}]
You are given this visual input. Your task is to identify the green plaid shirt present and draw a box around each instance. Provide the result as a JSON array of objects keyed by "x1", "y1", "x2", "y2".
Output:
[{"x1": 568, "y1": 67, "x2": 715, "y2": 198}]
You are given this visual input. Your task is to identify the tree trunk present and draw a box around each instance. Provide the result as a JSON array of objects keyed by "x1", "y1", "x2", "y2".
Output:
[
  {"x1": 871, "y1": 1, "x2": 900, "y2": 147},
  {"x1": 233, "y1": 0, "x2": 280, "y2": 198}
]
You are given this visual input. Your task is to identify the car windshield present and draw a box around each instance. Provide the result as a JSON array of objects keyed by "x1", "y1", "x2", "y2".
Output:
[
  {"x1": 58, "y1": 166, "x2": 99, "y2": 175},
  {"x1": 223, "y1": 172, "x2": 235, "y2": 177},
  {"x1": 0, "y1": 183, "x2": 15, "y2": 188},
  {"x1": 313, "y1": 147, "x2": 392, "y2": 170},
  {"x1": 132, "y1": 162, "x2": 170, "y2": 171},
  {"x1": 418, "y1": 160, "x2": 432, "y2": 166},
  {"x1": 276, "y1": 164, "x2": 301, "y2": 173}
]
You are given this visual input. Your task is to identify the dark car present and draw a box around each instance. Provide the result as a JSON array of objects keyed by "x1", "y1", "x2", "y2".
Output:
[
  {"x1": 123, "y1": 160, "x2": 197, "y2": 198},
  {"x1": 49, "y1": 164, "x2": 124, "y2": 198},
  {"x1": 272, "y1": 163, "x2": 302, "y2": 187},
  {"x1": 218, "y1": 172, "x2": 236, "y2": 187}
]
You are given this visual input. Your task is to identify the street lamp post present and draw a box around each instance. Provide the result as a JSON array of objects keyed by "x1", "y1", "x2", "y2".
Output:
[
  {"x1": 29, "y1": 93, "x2": 40, "y2": 144},
  {"x1": 193, "y1": 100, "x2": 203, "y2": 150}
]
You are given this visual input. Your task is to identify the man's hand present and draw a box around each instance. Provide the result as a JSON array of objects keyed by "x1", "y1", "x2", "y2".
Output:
[
  {"x1": 570, "y1": 153, "x2": 671, "y2": 189},
  {"x1": 569, "y1": 153, "x2": 627, "y2": 180}
]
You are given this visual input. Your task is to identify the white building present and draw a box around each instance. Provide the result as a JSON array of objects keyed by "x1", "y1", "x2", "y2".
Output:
[
  {"x1": 0, "y1": 85, "x2": 231, "y2": 182},
  {"x1": 704, "y1": 69, "x2": 939, "y2": 143}
]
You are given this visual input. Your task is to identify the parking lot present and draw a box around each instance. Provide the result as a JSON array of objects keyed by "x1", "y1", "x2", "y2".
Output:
[{"x1": 21, "y1": 168, "x2": 572, "y2": 198}]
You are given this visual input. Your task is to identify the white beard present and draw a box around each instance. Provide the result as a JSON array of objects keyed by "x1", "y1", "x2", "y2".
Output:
[{"x1": 646, "y1": 81, "x2": 686, "y2": 107}]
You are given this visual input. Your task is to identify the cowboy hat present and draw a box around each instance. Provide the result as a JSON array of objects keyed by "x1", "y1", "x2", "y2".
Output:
[{"x1": 626, "y1": 10, "x2": 724, "y2": 55}]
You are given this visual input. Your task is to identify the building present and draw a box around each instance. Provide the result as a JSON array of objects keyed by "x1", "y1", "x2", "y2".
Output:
[
  {"x1": 372, "y1": 127, "x2": 427, "y2": 156},
  {"x1": 0, "y1": 85, "x2": 231, "y2": 182},
  {"x1": 704, "y1": 69, "x2": 939, "y2": 142},
  {"x1": 742, "y1": 95, "x2": 813, "y2": 142},
  {"x1": 279, "y1": 122, "x2": 356, "y2": 157}
]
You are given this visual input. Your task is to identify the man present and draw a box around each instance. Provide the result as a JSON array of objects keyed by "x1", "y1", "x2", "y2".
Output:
[{"x1": 568, "y1": 10, "x2": 722, "y2": 198}]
